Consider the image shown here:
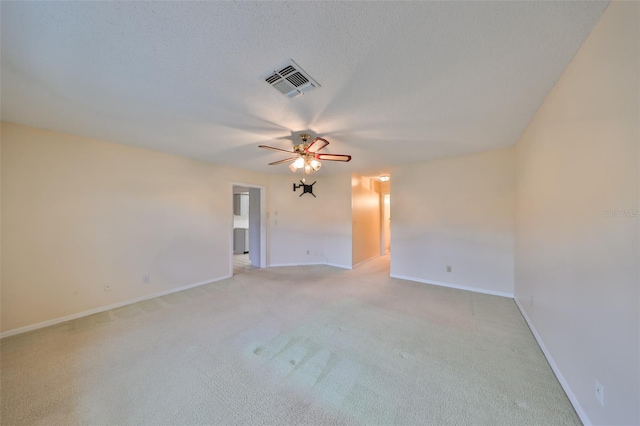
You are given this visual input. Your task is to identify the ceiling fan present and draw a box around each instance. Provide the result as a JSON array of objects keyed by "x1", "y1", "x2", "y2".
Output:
[{"x1": 259, "y1": 133, "x2": 352, "y2": 174}]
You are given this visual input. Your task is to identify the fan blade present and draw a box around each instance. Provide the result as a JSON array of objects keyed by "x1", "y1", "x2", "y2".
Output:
[
  {"x1": 305, "y1": 137, "x2": 329, "y2": 153},
  {"x1": 268, "y1": 157, "x2": 297, "y2": 165},
  {"x1": 259, "y1": 145, "x2": 296, "y2": 154},
  {"x1": 315, "y1": 153, "x2": 352, "y2": 162}
]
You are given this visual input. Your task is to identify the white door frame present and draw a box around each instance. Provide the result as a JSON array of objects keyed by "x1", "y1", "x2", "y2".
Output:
[
  {"x1": 230, "y1": 182, "x2": 267, "y2": 272},
  {"x1": 381, "y1": 192, "x2": 391, "y2": 255}
]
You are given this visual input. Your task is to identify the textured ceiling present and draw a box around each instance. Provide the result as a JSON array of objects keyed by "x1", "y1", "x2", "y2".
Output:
[{"x1": 1, "y1": 1, "x2": 608, "y2": 175}]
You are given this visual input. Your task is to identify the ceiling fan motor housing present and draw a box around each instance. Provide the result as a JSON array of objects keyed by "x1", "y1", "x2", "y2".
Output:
[{"x1": 294, "y1": 143, "x2": 309, "y2": 154}]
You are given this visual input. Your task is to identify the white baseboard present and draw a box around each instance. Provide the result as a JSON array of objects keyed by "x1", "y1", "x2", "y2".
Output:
[
  {"x1": 269, "y1": 261, "x2": 352, "y2": 270},
  {"x1": 268, "y1": 262, "x2": 325, "y2": 267},
  {"x1": 389, "y1": 274, "x2": 513, "y2": 298},
  {"x1": 514, "y1": 298, "x2": 591, "y2": 426},
  {"x1": 0, "y1": 274, "x2": 232, "y2": 339},
  {"x1": 352, "y1": 254, "x2": 380, "y2": 269},
  {"x1": 326, "y1": 263, "x2": 351, "y2": 270}
]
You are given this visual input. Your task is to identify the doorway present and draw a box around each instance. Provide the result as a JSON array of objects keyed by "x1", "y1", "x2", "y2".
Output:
[{"x1": 231, "y1": 183, "x2": 266, "y2": 275}]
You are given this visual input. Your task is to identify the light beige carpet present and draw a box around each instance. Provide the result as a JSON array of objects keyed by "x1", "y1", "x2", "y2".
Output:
[{"x1": 1, "y1": 256, "x2": 579, "y2": 425}]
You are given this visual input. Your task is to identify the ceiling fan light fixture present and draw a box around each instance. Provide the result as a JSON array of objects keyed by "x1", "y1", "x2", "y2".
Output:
[
  {"x1": 293, "y1": 157, "x2": 305, "y2": 168},
  {"x1": 310, "y1": 159, "x2": 322, "y2": 171},
  {"x1": 380, "y1": 175, "x2": 390, "y2": 182},
  {"x1": 289, "y1": 163, "x2": 298, "y2": 172}
]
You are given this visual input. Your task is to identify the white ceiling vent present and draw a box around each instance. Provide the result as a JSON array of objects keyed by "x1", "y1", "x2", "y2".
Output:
[{"x1": 262, "y1": 59, "x2": 320, "y2": 98}]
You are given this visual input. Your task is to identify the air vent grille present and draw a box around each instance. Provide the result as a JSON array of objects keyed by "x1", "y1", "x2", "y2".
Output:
[
  {"x1": 279, "y1": 65, "x2": 296, "y2": 76},
  {"x1": 286, "y1": 72, "x2": 309, "y2": 87},
  {"x1": 262, "y1": 59, "x2": 320, "y2": 98},
  {"x1": 273, "y1": 80, "x2": 296, "y2": 95},
  {"x1": 265, "y1": 73, "x2": 282, "y2": 84}
]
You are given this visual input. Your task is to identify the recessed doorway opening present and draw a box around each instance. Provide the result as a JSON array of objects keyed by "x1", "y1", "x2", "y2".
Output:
[{"x1": 230, "y1": 183, "x2": 266, "y2": 275}]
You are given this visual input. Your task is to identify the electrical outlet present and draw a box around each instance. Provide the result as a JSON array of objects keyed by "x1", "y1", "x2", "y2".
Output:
[
  {"x1": 595, "y1": 378, "x2": 605, "y2": 406},
  {"x1": 446, "y1": 265, "x2": 452, "y2": 273},
  {"x1": 143, "y1": 275, "x2": 150, "y2": 283},
  {"x1": 306, "y1": 250, "x2": 310, "y2": 255},
  {"x1": 104, "y1": 283, "x2": 112, "y2": 292}
]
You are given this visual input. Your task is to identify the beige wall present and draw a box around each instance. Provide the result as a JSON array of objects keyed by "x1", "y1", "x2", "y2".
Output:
[
  {"x1": 351, "y1": 175, "x2": 381, "y2": 266},
  {"x1": 390, "y1": 148, "x2": 515, "y2": 296},
  {"x1": 0, "y1": 122, "x2": 266, "y2": 333},
  {"x1": 0, "y1": 134, "x2": 2, "y2": 330},
  {"x1": 514, "y1": 2, "x2": 639, "y2": 425},
  {"x1": 268, "y1": 174, "x2": 352, "y2": 268}
]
